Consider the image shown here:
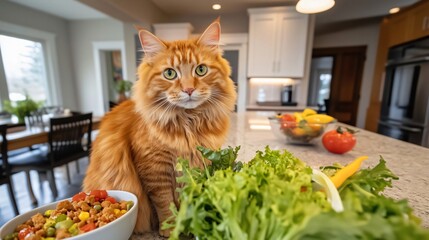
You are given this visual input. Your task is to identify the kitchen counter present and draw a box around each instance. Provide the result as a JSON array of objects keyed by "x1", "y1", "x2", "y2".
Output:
[
  {"x1": 131, "y1": 111, "x2": 429, "y2": 239},
  {"x1": 246, "y1": 104, "x2": 318, "y2": 112}
]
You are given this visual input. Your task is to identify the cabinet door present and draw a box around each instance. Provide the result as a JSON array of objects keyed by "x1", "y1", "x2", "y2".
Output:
[
  {"x1": 386, "y1": 14, "x2": 412, "y2": 46},
  {"x1": 410, "y1": 2, "x2": 429, "y2": 40},
  {"x1": 277, "y1": 12, "x2": 309, "y2": 78},
  {"x1": 247, "y1": 14, "x2": 278, "y2": 77}
]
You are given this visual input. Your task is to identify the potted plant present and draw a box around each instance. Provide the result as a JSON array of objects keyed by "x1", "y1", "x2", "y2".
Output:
[
  {"x1": 3, "y1": 96, "x2": 43, "y2": 123},
  {"x1": 115, "y1": 79, "x2": 133, "y2": 103}
]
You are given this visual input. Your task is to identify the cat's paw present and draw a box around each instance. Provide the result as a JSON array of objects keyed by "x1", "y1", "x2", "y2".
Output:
[{"x1": 159, "y1": 228, "x2": 171, "y2": 238}]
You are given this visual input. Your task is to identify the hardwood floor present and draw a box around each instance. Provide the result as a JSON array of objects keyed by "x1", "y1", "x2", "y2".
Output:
[{"x1": 0, "y1": 158, "x2": 89, "y2": 226}]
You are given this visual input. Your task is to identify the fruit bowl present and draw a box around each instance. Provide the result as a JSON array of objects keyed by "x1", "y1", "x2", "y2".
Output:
[{"x1": 268, "y1": 111, "x2": 336, "y2": 144}]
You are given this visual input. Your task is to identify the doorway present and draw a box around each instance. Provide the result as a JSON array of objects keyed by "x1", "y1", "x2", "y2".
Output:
[
  {"x1": 223, "y1": 50, "x2": 239, "y2": 112},
  {"x1": 220, "y1": 34, "x2": 248, "y2": 113},
  {"x1": 308, "y1": 46, "x2": 366, "y2": 126},
  {"x1": 93, "y1": 41, "x2": 127, "y2": 114},
  {"x1": 104, "y1": 50, "x2": 124, "y2": 108}
]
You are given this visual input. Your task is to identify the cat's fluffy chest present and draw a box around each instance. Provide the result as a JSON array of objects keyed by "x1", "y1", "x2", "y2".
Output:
[{"x1": 134, "y1": 110, "x2": 226, "y2": 166}]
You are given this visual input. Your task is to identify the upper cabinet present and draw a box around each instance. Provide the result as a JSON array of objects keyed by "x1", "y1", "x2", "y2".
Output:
[
  {"x1": 409, "y1": 1, "x2": 429, "y2": 40},
  {"x1": 247, "y1": 7, "x2": 310, "y2": 78}
]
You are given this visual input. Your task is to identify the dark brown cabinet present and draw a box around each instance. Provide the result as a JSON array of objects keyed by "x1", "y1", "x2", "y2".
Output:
[{"x1": 365, "y1": 0, "x2": 429, "y2": 132}]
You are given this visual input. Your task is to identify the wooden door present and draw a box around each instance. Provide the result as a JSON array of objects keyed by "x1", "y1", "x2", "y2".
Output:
[{"x1": 313, "y1": 46, "x2": 366, "y2": 126}]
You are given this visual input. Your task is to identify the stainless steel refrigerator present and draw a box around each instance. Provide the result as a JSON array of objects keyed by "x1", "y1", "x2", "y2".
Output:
[{"x1": 378, "y1": 37, "x2": 429, "y2": 148}]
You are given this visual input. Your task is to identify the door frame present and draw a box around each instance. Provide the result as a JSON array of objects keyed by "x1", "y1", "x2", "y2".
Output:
[
  {"x1": 312, "y1": 46, "x2": 366, "y2": 125},
  {"x1": 220, "y1": 33, "x2": 248, "y2": 113},
  {"x1": 93, "y1": 41, "x2": 127, "y2": 114}
]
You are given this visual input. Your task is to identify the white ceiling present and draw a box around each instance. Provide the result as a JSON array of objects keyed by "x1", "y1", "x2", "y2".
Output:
[
  {"x1": 7, "y1": 0, "x2": 421, "y2": 27},
  {"x1": 8, "y1": 0, "x2": 108, "y2": 20}
]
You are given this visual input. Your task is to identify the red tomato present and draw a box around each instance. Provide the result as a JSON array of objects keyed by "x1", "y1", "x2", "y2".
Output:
[
  {"x1": 322, "y1": 127, "x2": 356, "y2": 154},
  {"x1": 105, "y1": 196, "x2": 117, "y2": 204},
  {"x1": 18, "y1": 227, "x2": 33, "y2": 240},
  {"x1": 281, "y1": 114, "x2": 295, "y2": 122},
  {"x1": 89, "y1": 190, "x2": 108, "y2": 200},
  {"x1": 80, "y1": 222, "x2": 96, "y2": 233},
  {"x1": 72, "y1": 192, "x2": 87, "y2": 202},
  {"x1": 280, "y1": 114, "x2": 296, "y2": 129}
]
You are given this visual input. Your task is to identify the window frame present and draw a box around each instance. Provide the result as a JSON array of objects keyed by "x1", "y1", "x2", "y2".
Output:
[{"x1": 0, "y1": 20, "x2": 61, "y2": 110}]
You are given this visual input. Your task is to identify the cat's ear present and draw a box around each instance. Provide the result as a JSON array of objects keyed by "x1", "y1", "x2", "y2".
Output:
[
  {"x1": 137, "y1": 28, "x2": 166, "y2": 59},
  {"x1": 198, "y1": 18, "x2": 221, "y2": 50}
]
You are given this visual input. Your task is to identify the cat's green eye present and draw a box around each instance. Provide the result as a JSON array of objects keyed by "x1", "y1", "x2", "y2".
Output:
[
  {"x1": 195, "y1": 64, "x2": 208, "y2": 76},
  {"x1": 163, "y1": 68, "x2": 177, "y2": 80}
]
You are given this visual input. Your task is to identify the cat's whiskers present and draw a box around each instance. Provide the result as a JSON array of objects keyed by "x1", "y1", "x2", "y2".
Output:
[
  {"x1": 142, "y1": 96, "x2": 167, "y2": 108},
  {"x1": 150, "y1": 99, "x2": 171, "y2": 122},
  {"x1": 206, "y1": 97, "x2": 230, "y2": 116},
  {"x1": 156, "y1": 102, "x2": 177, "y2": 127}
]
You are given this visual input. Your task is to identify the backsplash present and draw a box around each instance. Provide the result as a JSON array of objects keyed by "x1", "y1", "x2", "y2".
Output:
[{"x1": 248, "y1": 78, "x2": 298, "y2": 105}]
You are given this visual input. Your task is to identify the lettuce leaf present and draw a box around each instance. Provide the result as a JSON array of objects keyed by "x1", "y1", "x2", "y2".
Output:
[{"x1": 166, "y1": 147, "x2": 429, "y2": 240}]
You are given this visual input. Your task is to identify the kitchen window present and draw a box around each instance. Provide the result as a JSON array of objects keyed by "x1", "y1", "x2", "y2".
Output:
[
  {"x1": 0, "y1": 21, "x2": 61, "y2": 112},
  {"x1": 0, "y1": 35, "x2": 49, "y2": 106}
]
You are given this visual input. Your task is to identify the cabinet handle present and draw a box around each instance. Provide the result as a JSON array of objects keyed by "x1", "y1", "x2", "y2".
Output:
[
  {"x1": 425, "y1": 16, "x2": 429, "y2": 30},
  {"x1": 423, "y1": 16, "x2": 428, "y2": 30}
]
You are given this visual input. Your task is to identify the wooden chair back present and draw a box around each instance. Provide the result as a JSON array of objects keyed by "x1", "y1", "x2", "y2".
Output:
[
  {"x1": 48, "y1": 113, "x2": 92, "y2": 167},
  {"x1": 0, "y1": 124, "x2": 9, "y2": 177}
]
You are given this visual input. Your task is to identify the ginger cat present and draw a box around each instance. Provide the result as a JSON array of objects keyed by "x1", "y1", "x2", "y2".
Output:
[{"x1": 83, "y1": 19, "x2": 236, "y2": 237}]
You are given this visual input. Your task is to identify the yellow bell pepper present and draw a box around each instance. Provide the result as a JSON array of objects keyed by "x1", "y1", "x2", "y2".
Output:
[
  {"x1": 302, "y1": 108, "x2": 317, "y2": 117},
  {"x1": 78, "y1": 211, "x2": 90, "y2": 221},
  {"x1": 304, "y1": 114, "x2": 335, "y2": 124},
  {"x1": 294, "y1": 112, "x2": 304, "y2": 123},
  {"x1": 330, "y1": 156, "x2": 368, "y2": 188},
  {"x1": 114, "y1": 209, "x2": 121, "y2": 215}
]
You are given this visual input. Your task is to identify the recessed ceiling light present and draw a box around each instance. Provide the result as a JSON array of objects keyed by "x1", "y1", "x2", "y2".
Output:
[
  {"x1": 212, "y1": 4, "x2": 221, "y2": 10},
  {"x1": 389, "y1": 7, "x2": 400, "y2": 14}
]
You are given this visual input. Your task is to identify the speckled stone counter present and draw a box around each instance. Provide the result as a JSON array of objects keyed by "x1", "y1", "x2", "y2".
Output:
[{"x1": 131, "y1": 111, "x2": 429, "y2": 239}]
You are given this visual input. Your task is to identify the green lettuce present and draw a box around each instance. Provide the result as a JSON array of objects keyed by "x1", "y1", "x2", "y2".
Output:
[{"x1": 165, "y1": 147, "x2": 429, "y2": 240}]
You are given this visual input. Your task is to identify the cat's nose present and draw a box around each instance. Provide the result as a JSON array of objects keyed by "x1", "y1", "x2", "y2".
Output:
[{"x1": 183, "y1": 88, "x2": 195, "y2": 96}]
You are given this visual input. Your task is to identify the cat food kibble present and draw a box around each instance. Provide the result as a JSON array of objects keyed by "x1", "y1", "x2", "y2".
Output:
[{"x1": 3, "y1": 190, "x2": 134, "y2": 240}]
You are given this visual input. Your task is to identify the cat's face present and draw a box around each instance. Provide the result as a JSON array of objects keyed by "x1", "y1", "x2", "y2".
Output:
[
  {"x1": 145, "y1": 41, "x2": 224, "y2": 109},
  {"x1": 134, "y1": 20, "x2": 236, "y2": 113}
]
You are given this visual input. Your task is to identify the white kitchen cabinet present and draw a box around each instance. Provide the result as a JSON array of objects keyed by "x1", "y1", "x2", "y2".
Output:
[{"x1": 247, "y1": 7, "x2": 309, "y2": 78}]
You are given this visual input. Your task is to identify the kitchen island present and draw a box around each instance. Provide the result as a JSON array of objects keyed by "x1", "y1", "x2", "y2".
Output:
[{"x1": 131, "y1": 111, "x2": 429, "y2": 239}]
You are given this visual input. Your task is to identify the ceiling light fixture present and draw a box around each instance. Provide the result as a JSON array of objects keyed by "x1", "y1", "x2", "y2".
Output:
[
  {"x1": 389, "y1": 7, "x2": 400, "y2": 14},
  {"x1": 296, "y1": 0, "x2": 335, "y2": 14},
  {"x1": 212, "y1": 4, "x2": 221, "y2": 10}
]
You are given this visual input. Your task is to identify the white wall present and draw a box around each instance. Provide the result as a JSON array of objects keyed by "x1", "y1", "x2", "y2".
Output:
[
  {"x1": 0, "y1": 1, "x2": 78, "y2": 110},
  {"x1": 167, "y1": 13, "x2": 249, "y2": 34},
  {"x1": 69, "y1": 19, "x2": 124, "y2": 115},
  {"x1": 313, "y1": 22, "x2": 379, "y2": 128}
]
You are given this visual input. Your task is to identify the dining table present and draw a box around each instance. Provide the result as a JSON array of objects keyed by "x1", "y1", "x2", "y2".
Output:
[{"x1": 3, "y1": 116, "x2": 102, "y2": 151}]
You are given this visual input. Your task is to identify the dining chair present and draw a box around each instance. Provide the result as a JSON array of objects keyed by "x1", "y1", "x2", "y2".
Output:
[
  {"x1": 8, "y1": 113, "x2": 93, "y2": 199},
  {"x1": 25, "y1": 110, "x2": 46, "y2": 130},
  {"x1": 0, "y1": 124, "x2": 20, "y2": 216},
  {"x1": 42, "y1": 106, "x2": 63, "y2": 114}
]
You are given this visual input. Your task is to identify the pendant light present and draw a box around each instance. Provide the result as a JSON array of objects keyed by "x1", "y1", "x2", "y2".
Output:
[{"x1": 296, "y1": 0, "x2": 335, "y2": 14}]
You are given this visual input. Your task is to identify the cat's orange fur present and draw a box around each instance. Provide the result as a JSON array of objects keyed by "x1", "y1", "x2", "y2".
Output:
[{"x1": 83, "y1": 20, "x2": 236, "y2": 237}]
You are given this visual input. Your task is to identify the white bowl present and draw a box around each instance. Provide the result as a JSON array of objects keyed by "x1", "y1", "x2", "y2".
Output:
[{"x1": 0, "y1": 190, "x2": 138, "y2": 240}]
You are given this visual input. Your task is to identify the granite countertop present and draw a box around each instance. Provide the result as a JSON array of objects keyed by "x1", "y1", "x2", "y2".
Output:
[
  {"x1": 246, "y1": 104, "x2": 318, "y2": 112},
  {"x1": 131, "y1": 111, "x2": 429, "y2": 239}
]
